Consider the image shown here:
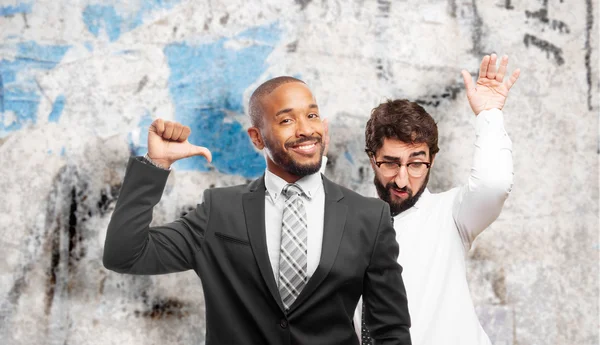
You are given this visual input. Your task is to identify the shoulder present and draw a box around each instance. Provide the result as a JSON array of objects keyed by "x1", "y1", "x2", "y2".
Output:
[
  {"x1": 427, "y1": 186, "x2": 462, "y2": 205},
  {"x1": 325, "y1": 178, "x2": 387, "y2": 213},
  {"x1": 203, "y1": 178, "x2": 261, "y2": 199}
]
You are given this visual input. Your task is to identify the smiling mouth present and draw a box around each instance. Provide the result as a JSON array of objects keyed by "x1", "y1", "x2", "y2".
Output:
[{"x1": 288, "y1": 141, "x2": 320, "y2": 155}]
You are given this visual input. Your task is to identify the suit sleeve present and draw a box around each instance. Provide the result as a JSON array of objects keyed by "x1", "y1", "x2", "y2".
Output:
[
  {"x1": 363, "y1": 202, "x2": 411, "y2": 345},
  {"x1": 102, "y1": 157, "x2": 209, "y2": 275}
]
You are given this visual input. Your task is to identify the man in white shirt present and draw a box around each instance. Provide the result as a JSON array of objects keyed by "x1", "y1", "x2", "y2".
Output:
[{"x1": 344, "y1": 54, "x2": 520, "y2": 344}]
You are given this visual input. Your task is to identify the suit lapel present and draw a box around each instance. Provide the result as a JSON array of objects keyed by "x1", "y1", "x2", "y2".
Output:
[
  {"x1": 242, "y1": 176, "x2": 285, "y2": 312},
  {"x1": 288, "y1": 175, "x2": 347, "y2": 313}
]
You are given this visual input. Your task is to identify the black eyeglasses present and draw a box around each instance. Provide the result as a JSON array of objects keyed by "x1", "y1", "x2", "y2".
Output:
[{"x1": 372, "y1": 158, "x2": 431, "y2": 178}]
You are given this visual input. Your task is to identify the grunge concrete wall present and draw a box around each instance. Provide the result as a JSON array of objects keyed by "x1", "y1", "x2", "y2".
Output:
[{"x1": 0, "y1": 0, "x2": 598, "y2": 344}]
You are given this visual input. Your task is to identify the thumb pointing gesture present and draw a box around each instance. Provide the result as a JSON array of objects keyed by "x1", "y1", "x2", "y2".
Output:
[{"x1": 148, "y1": 119, "x2": 212, "y2": 168}]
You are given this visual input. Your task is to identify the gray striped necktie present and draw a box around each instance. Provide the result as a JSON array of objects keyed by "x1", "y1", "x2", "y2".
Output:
[{"x1": 278, "y1": 183, "x2": 308, "y2": 311}]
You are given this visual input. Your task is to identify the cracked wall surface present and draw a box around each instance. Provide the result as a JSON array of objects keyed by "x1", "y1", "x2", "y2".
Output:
[{"x1": 0, "y1": 0, "x2": 598, "y2": 344}]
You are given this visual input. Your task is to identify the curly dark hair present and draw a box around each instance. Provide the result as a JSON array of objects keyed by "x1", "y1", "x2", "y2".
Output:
[{"x1": 365, "y1": 99, "x2": 439, "y2": 158}]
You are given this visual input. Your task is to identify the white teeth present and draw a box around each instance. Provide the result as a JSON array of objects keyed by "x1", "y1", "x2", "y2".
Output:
[{"x1": 297, "y1": 143, "x2": 315, "y2": 150}]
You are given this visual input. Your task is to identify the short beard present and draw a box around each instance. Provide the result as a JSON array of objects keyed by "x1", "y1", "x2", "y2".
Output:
[
  {"x1": 264, "y1": 135, "x2": 324, "y2": 177},
  {"x1": 374, "y1": 171, "x2": 430, "y2": 217}
]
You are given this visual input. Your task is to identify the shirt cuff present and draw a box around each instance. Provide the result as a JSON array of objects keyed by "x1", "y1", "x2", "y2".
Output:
[
  {"x1": 141, "y1": 153, "x2": 171, "y2": 171},
  {"x1": 475, "y1": 108, "x2": 506, "y2": 135}
]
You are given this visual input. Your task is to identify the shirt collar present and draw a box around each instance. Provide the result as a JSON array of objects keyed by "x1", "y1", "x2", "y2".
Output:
[{"x1": 264, "y1": 169, "x2": 322, "y2": 201}]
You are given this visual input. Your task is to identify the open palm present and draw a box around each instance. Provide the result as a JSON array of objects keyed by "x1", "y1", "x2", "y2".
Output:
[{"x1": 461, "y1": 54, "x2": 520, "y2": 115}]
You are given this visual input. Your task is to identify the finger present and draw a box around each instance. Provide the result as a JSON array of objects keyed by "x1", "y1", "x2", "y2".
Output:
[
  {"x1": 163, "y1": 121, "x2": 175, "y2": 140},
  {"x1": 496, "y1": 55, "x2": 509, "y2": 82},
  {"x1": 487, "y1": 53, "x2": 498, "y2": 79},
  {"x1": 504, "y1": 68, "x2": 521, "y2": 90},
  {"x1": 171, "y1": 123, "x2": 185, "y2": 142},
  {"x1": 479, "y1": 55, "x2": 490, "y2": 79},
  {"x1": 180, "y1": 126, "x2": 191, "y2": 142},
  {"x1": 188, "y1": 145, "x2": 212, "y2": 162},
  {"x1": 461, "y1": 70, "x2": 476, "y2": 94},
  {"x1": 150, "y1": 118, "x2": 165, "y2": 136}
]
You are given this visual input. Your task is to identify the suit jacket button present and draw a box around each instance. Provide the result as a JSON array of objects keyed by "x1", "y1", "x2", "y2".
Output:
[{"x1": 280, "y1": 319, "x2": 288, "y2": 328}]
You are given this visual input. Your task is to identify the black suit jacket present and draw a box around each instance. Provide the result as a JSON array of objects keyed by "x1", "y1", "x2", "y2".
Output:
[{"x1": 103, "y1": 157, "x2": 411, "y2": 345}]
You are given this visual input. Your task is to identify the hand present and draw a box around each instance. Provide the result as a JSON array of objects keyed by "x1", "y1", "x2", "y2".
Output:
[
  {"x1": 322, "y1": 118, "x2": 330, "y2": 156},
  {"x1": 147, "y1": 119, "x2": 212, "y2": 168},
  {"x1": 461, "y1": 54, "x2": 520, "y2": 115}
]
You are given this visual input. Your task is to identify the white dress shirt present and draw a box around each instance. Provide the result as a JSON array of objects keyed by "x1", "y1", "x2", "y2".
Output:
[
  {"x1": 263, "y1": 157, "x2": 327, "y2": 283},
  {"x1": 354, "y1": 109, "x2": 513, "y2": 345}
]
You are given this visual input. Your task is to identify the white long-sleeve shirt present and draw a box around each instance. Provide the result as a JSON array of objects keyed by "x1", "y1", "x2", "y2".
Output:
[{"x1": 355, "y1": 108, "x2": 513, "y2": 345}]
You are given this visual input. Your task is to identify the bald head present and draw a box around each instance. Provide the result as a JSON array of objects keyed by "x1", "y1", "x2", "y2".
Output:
[{"x1": 249, "y1": 76, "x2": 306, "y2": 128}]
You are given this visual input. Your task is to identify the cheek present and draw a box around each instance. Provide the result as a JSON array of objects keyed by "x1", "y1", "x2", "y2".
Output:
[
  {"x1": 375, "y1": 172, "x2": 391, "y2": 186},
  {"x1": 409, "y1": 177, "x2": 426, "y2": 192}
]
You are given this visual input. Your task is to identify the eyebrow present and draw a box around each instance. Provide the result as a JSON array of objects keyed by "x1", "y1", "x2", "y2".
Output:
[
  {"x1": 381, "y1": 151, "x2": 427, "y2": 161},
  {"x1": 275, "y1": 104, "x2": 319, "y2": 117},
  {"x1": 409, "y1": 151, "x2": 427, "y2": 158}
]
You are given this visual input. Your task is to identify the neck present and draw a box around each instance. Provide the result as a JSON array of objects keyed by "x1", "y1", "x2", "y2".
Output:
[{"x1": 266, "y1": 159, "x2": 302, "y2": 183}]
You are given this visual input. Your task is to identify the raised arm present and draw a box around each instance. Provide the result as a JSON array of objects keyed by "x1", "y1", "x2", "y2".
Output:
[
  {"x1": 103, "y1": 119, "x2": 213, "y2": 274},
  {"x1": 454, "y1": 55, "x2": 520, "y2": 249}
]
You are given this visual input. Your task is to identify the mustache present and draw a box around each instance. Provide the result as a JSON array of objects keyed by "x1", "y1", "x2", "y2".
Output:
[
  {"x1": 386, "y1": 182, "x2": 412, "y2": 194},
  {"x1": 285, "y1": 136, "x2": 322, "y2": 148}
]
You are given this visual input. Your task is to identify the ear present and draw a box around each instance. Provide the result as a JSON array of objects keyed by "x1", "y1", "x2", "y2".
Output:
[
  {"x1": 430, "y1": 154, "x2": 436, "y2": 168},
  {"x1": 247, "y1": 127, "x2": 265, "y2": 150},
  {"x1": 368, "y1": 153, "x2": 377, "y2": 170}
]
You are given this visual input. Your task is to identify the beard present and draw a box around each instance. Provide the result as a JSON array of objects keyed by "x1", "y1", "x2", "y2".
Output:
[
  {"x1": 263, "y1": 135, "x2": 324, "y2": 177},
  {"x1": 374, "y1": 170, "x2": 430, "y2": 217}
]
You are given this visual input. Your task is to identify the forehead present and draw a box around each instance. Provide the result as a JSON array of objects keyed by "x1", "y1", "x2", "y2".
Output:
[
  {"x1": 377, "y1": 138, "x2": 429, "y2": 158},
  {"x1": 260, "y1": 82, "x2": 316, "y2": 112}
]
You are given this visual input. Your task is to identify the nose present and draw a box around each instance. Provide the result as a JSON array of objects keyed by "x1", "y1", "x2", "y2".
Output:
[
  {"x1": 295, "y1": 117, "x2": 314, "y2": 137},
  {"x1": 393, "y1": 165, "x2": 409, "y2": 189}
]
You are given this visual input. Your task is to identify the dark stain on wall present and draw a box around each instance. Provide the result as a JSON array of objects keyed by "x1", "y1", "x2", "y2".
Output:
[
  {"x1": 96, "y1": 184, "x2": 120, "y2": 216},
  {"x1": 287, "y1": 40, "x2": 298, "y2": 53},
  {"x1": 135, "y1": 75, "x2": 148, "y2": 94},
  {"x1": 295, "y1": 0, "x2": 312, "y2": 10},
  {"x1": 584, "y1": 0, "x2": 594, "y2": 111},
  {"x1": 525, "y1": 8, "x2": 570, "y2": 34},
  {"x1": 504, "y1": 0, "x2": 514, "y2": 10},
  {"x1": 469, "y1": 0, "x2": 486, "y2": 56},
  {"x1": 448, "y1": 0, "x2": 457, "y2": 18},
  {"x1": 135, "y1": 291, "x2": 189, "y2": 319},
  {"x1": 416, "y1": 84, "x2": 463, "y2": 108},
  {"x1": 523, "y1": 33, "x2": 564, "y2": 66},
  {"x1": 220, "y1": 13, "x2": 229, "y2": 25}
]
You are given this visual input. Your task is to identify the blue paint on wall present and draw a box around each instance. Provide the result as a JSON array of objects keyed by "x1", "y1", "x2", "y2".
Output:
[
  {"x1": 48, "y1": 95, "x2": 65, "y2": 123},
  {"x1": 344, "y1": 151, "x2": 354, "y2": 164},
  {"x1": 0, "y1": 73, "x2": 4, "y2": 113},
  {"x1": 82, "y1": 5, "x2": 122, "y2": 42},
  {"x1": 0, "y1": 2, "x2": 32, "y2": 17},
  {"x1": 158, "y1": 22, "x2": 282, "y2": 178},
  {"x1": 130, "y1": 112, "x2": 153, "y2": 156},
  {"x1": 0, "y1": 41, "x2": 70, "y2": 137},
  {"x1": 82, "y1": 1, "x2": 181, "y2": 41}
]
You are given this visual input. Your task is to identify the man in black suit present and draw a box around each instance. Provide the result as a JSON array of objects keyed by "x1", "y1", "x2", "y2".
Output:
[{"x1": 103, "y1": 76, "x2": 411, "y2": 345}]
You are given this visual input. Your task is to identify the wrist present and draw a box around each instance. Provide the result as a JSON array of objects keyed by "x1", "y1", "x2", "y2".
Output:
[{"x1": 144, "y1": 153, "x2": 172, "y2": 170}]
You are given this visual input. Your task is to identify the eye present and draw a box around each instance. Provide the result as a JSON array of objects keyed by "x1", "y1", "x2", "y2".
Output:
[
  {"x1": 409, "y1": 162, "x2": 424, "y2": 168},
  {"x1": 381, "y1": 162, "x2": 399, "y2": 169},
  {"x1": 280, "y1": 118, "x2": 292, "y2": 124},
  {"x1": 308, "y1": 113, "x2": 319, "y2": 119}
]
